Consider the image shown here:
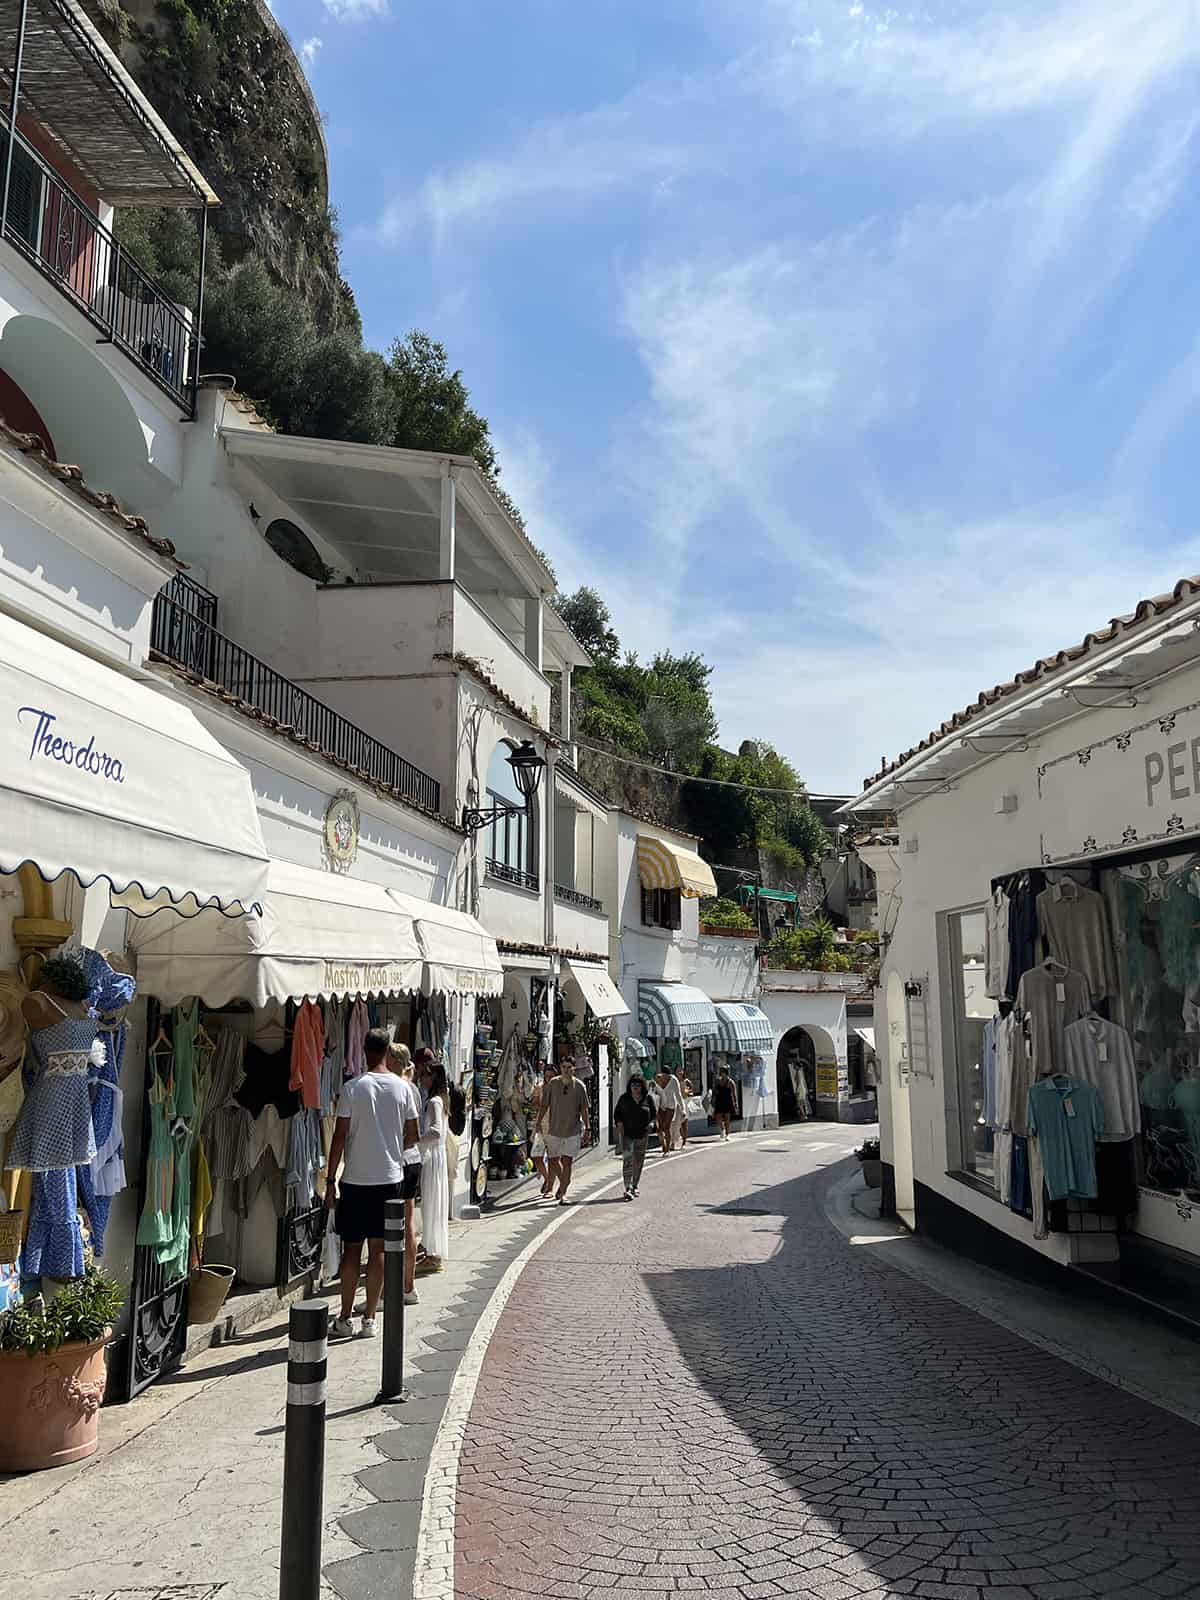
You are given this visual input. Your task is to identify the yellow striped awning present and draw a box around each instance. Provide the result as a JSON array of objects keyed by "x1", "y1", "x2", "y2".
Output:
[{"x1": 636, "y1": 835, "x2": 718, "y2": 899}]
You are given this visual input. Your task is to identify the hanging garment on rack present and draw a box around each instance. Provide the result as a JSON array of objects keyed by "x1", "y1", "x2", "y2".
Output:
[
  {"x1": 1063, "y1": 1016, "x2": 1140, "y2": 1140},
  {"x1": 1028, "y1": 1135, "x2": 1049, "y2": 1240},
  {"x1": 171, "y1": 1000, "x2": 202, "y2": 1121},
  {"x1": 1006, "y1": 872, "x2": 1044, "y2": 1001},
  {"x1": 1027, "y1": 1076, "x2": 1103, "y2": 1200},
  {"x1": 981, "y1": 1017, "x2": 999, "y2": 1128},
  {"x1": 985, "y1": 885, "x2": 1011, "y2": 1000},
  {"x1": 994, "y1": 1129, "x2": 1013, "y2": 1203},
  {"x1": 990, "y1": 1012, "x2": 1017, "y2": 1132},
  {"x1": 1036, "y1": 883, "x2": 1117, "y2": 1004},
  {"x1": 345, "y1": 999, "x2": 370, "y2": 1080},
  {"x1": 1009, "y1": 1135, "x2": 1032, "y2": 1214},
  {"x1": 286, "y1": 1108, "x2": 323, "y2": 1209},
  {"x1": 320, "y1": 1001, "x2": 345, "y2": 1113},
  {"x1": 1012, "y1": 963, "x2": 1089, "y2": 1132},
  {"x1": 237, "y1": 1044, "x2": 299, "y2": 1120},
  {"x1": 136, "y1": 1066, "x2": 175, "y2": 1250},
  {"x1": 290, "y1": 1000, "x2": 324, "y2": 1111}
]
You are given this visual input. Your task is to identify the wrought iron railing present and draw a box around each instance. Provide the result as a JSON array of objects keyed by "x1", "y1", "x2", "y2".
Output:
[
  {"x1": 555, "y1": 883, "x2": 603, "y2": 913},
  {"x1": 487, "y1": 857, "x2": 539, "y2": 892},
  {"x1": 151, "y1": 592, "x2": 442, "y2": 813},
  {"x1": 152, "y1": 574, "x2": 218, "y2": 678},
  {"x1": 0, "y1": 117, "x2": 198, "y2": 415}
]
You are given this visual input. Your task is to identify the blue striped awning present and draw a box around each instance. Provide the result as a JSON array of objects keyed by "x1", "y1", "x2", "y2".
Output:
[
  {"x1": 714, "y1": 1003, "x2": 773, "y2": 1055},
  {"x1": 638, "y1": 982, "x2": 719, "y2": 1041}
]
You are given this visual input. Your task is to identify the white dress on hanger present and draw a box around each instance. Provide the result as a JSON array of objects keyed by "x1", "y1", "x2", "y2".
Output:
[{"x1": 419, "y1": 1095, "x2": 450, "y2": 1260}]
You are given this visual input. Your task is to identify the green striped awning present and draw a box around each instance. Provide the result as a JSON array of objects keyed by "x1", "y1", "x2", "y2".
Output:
[
  {"x1": 637, "y1": 982, "x2": 719, "y2": 1041},
  {"x1": 714, "y1": 1003, "x2": 773, "y2": 1054}
]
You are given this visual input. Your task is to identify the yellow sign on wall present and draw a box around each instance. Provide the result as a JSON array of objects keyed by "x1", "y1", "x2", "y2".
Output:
[{"x1": 815, "y1": 1061, "x2": 840, "y2": 1100}]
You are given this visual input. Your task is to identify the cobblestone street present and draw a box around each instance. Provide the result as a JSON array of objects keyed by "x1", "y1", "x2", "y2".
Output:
[{"x1": 455, "y1": 1129, "x2": 1200, "y2": 1600}]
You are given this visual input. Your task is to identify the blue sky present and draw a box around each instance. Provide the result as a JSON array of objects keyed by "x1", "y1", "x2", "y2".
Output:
[{"x1": 275, "y1": 0, "x2": 1200, "y2": 791}]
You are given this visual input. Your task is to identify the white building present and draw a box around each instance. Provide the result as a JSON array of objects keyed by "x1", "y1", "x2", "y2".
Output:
[{"x1": 845, "y1": 576, "x2": 1200, "y2": 1320}]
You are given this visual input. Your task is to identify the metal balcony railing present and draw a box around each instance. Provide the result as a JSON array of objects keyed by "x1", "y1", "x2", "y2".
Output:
[
  {"x1": 0, "y1": 116, "x2": 199, "y2": 415},
  {"x1": 555, "y1": 883, "x2": 603, "y2": 913},
  {"x1": 486, "y1": 858, "x2": 539, "y2": 893},
  {"x1": 151, "y1": 591, "x2": 441, "y2": 814}
]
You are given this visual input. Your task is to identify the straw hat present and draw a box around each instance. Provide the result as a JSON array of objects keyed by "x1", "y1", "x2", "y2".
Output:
[{"x1": 0, "y1": 971, "x2": 29, "y2": 1071}]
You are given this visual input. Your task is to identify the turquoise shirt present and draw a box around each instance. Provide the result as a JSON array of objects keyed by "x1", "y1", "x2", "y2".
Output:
[{"x1": 1027, "y1": 1077, "x2": 1104, "y2": 1201}]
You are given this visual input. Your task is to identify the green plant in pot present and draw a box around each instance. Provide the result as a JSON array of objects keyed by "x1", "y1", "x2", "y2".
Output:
[{"x1": 0, "y1": 1270, "x2": 123, "y2": 1472}]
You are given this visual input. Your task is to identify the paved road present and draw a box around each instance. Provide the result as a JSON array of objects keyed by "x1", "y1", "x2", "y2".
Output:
[{"x1": 454, "y1": 1125, "x2": 1200, "y2": 1600}]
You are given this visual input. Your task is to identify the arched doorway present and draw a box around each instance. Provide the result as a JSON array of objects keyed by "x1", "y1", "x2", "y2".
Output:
[{"x1": 776, "y1": 1027, "x2": 816, "y2": 1123}]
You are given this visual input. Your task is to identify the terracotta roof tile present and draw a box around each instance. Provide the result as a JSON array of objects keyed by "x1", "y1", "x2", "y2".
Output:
[
  {"x1": 0, "y1": 418, "x2": 182, "y2": 565},
  {"x1": 863, "y1": 576, "x2": 1200, "y2": 790}
]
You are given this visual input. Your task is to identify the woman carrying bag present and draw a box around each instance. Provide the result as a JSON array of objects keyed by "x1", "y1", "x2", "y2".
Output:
[{"x1": 416, "y1": 1059, "x2": 450, "y2": 1275}]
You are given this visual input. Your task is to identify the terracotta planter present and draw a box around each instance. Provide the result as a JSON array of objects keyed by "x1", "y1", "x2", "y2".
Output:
[{"x1": 0, "y1": 1332, "x2": 109, "y2": 1472}]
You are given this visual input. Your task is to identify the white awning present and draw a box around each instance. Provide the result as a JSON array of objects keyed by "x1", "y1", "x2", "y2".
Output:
[
  {"x1": 390, "y1": 893, "x2": 503, "y2": 998},
  {"x1": 853, "y1": 1026, "x2": 877, "y2": 1052},
  {"x1": 1, "y1": 610, "x2": 268, "y2": 917},
  {"x1": 566, "y1": 960, "x2": 630, "y2": 1019},
  {"x1": 128, "y1": 859, "x2": 424, "y2": 1007}
]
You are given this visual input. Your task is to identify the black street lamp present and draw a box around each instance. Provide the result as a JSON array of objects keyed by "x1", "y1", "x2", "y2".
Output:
[{"x1": 462, "y1": 740, "x2": 547, "y2": 832}]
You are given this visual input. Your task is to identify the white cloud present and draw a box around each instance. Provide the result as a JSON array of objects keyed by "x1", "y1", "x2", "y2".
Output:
[
  {"x1": 322, "y1": 0, "x2": 386, "y2": 20},
  {"x1": 300, "y1": 35, "x2": 322, "y2": 63}
]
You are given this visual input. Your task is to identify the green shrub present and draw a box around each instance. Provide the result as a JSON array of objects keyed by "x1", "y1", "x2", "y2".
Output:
[
  {"x1": 698, "y1": 897, "x2": 755, "y2": 931},
  {"x1": 0, "y1": 1272, "x2": 123, "y2": 1357}
]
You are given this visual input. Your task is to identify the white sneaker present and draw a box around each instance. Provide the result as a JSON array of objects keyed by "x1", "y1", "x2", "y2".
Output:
[
  {"x1": 330, "y1": 1317, "x2": 355, "y2": 1339},
  {"x1": 358, "y1": 1318, "x2": 377, "y2": 1339},
  {"x1": 404, "y1": 1289, "x2": 420, "y2": 1306}
]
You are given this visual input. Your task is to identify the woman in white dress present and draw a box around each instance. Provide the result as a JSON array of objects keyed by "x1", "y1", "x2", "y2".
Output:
[{"x1": 417, "y1": 1059, "x2": 450, "y2": 1272}]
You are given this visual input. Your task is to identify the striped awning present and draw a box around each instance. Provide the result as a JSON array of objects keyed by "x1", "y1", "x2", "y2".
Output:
[
  {"x1": 714, "y1": 1002, "x2": 774, "y2": 1055},
  {"x1": 638, "y1": 982, "x2": 719, "y2": 1041},
  {"x1": 636, "y1": 835, "x2": 717, "y2": 899}
]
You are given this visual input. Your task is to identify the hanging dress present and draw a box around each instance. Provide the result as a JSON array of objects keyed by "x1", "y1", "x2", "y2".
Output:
[
  {"x1": 136, "y1": 1059, "x2": 175, "y2": 1251},
  {"x1": 419, "y1": 1095, "x2": 450, "y2": 1261},
  {"x1": 76, "y1": 1020, "x2": 128, "y2": 1256},
  {"x1": 4, "y1": 1001, "x2": 99, "y2": 1172}
]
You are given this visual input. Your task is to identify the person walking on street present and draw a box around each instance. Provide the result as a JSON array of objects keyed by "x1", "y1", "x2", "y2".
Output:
[
  {"x1": 535, "y1": 1055, "x2": 590, "y2": 1204},
  {"x1": 324, "y1": 1027, "x2": 421, "y2": 1338},
  {"x1": 530, "y1": 1061, "x2": 559, "y2": 1197},
  {"x1": 712, "y1": 1065, "x2": 738, "y2": 1141},
  {"x1": 614, "y1": 1074, "x2": 653, "y2": 1199},
  {"x1": 678, "y1": 1073, "x2": 693, "y2": 1148},
  {"x1": 654, "y1": 1064, "x2": 684, "y2": 1156},
  {"x1": 416, "y1": 1057, "x2": 450, "y2": 1275}
]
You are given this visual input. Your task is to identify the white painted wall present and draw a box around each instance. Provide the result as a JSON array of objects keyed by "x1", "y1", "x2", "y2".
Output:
[
  {"x1": 690, "y1": 934, "x2": 759, "y2": 1002},
  {"x1": 872, "y1": 652, "x2": 1200, "y2": 1268}
]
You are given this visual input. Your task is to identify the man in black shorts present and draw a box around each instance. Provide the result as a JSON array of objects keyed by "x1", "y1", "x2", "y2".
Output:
[{"x1": 325, "y1": 1028, "x2": 421, "y2": 1338}]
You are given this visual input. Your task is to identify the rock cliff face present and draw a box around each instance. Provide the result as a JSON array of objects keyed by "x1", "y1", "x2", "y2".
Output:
[{"x1": 88, "y1": 0, "x2": 348, "y2": 331}]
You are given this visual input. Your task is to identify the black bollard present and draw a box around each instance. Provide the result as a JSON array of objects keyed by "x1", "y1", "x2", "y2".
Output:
[
  {"x1": 279, "y1": 1299, "x2": 328, "y2": 1600},
  {"x1": 376, "y1": 1195, "x2": 408, "y2": 1403}
]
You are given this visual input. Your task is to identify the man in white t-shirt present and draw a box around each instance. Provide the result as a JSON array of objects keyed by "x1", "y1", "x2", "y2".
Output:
[{"x1": 325, "y1": 1027, "x2": 421, "y2": 1338}]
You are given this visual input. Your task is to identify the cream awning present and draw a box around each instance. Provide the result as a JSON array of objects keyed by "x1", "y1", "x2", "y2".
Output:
[
  {"x1": 636, "y1": 835, "x2": 717, "y2": 899},
  {"x1": 1, "y1": 610, "x2": 268, "y2": 917},
  {"x1": 390, "y1": 893, "x2": 503, "y2": 998},
  {"x1": 566, "y1": 960, "x2": 630, "y2": 1019},
  {"x1": 129, "y1": 859, "x2": 424, "y2": 1007}
]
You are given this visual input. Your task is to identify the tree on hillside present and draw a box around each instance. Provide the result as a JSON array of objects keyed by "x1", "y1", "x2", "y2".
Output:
[
  {"x1": 552, "y1": 587, "x2": 620, "y2": 661},
  {"x1": 387, "y1": 331, "x2": 497, "y2": 473}
]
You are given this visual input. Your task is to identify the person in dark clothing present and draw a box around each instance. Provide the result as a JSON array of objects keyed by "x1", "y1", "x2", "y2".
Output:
[
  {"x1": 614, "y1": 1075, "x2": 654, "y2": 1200},
  {"x1": 712, "y1": 1065, "x2": 739, "y2": 1141}
]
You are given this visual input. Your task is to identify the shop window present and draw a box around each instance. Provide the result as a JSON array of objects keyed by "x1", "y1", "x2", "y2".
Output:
[
  {"x1": 642, "y1": 885, "x2": 681, "y2": 930},
  {"x1": 944, "y1": 908, "x2": 997, "y2": 1180},
  {"x1": 1109, "y1": 855, "x2": 1200, "y2": 1195}
]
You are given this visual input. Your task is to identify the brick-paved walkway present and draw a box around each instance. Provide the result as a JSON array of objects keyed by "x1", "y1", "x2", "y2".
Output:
[{"x1": 454, "y1": 1132, "x2": 1200, "y2": 1599}]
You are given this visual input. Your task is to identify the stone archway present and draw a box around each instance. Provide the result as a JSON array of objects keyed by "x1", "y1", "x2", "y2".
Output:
[{"x1": 776, "y1": 1023, "x2": 841, "y2": 1122}]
